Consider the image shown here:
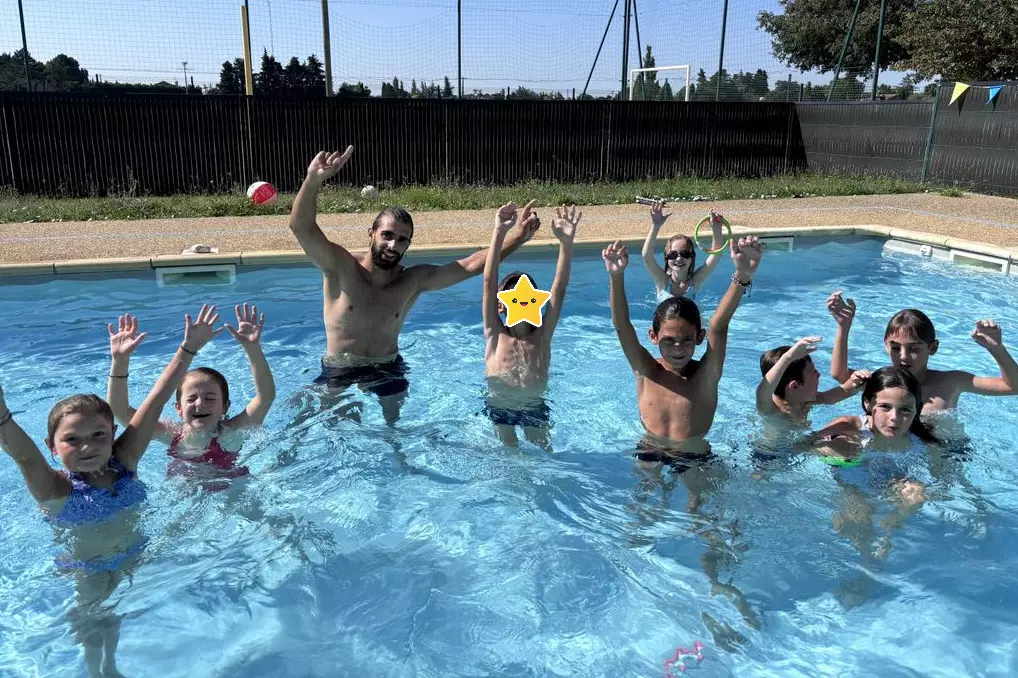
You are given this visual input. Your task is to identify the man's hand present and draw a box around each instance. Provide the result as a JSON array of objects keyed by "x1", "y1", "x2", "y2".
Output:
[
  {"x1": 306, "y1": 146, "x2": 354, "y2": 185},
  {"x1": 731, "y1": 236, "x2": 763, "y2": 281},
  {"x1": 603, "y1": 240, "x2": 629, "y2": 277},
  {"x1": 826, "y1": 290, "x2": 857, "y2": 328},
  {"x1": 551, "y1": 204, "x2": 581, "y2": 243},
  {"x1": 972, "y1": 319, "x2": 1002, "y2": 349}
]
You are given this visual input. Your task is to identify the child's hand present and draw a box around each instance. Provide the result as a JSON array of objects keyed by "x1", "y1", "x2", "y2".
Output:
[
  {"x1": 826, "y1": 290, "x2": 856, "y2": 328},
  {"x1": 730, "y1": 236, "x2": 763, "y2": 280},
  {"x1": 551, "y1": 204, "x2": 581, "y2": 242},
  {"x1": 603, "y1": 240, "x2": 629, "y2": 276},
  {"x1": 650, "y1": 201, "x2": 671, "y2": 228},
  {"x1": 971, "y1": 319, "x2": 1002, "y2": 349},
  {"x1": 788, "y1": 336, "x2": 822, "y2": 361},
  {"x1": 842, "y1": 369, "x2": 872, "y2": 392},
  {"x1": 518, "y1": 200, "x2": 541, "y2": 242},
  {"x1": 108, "y1": 314, "x2": 148, "y2": 359},
  {"x1": 226, "y1": 303, "x2": 266, "y2": 347},
  {"x1": 495, "y1": 202, "x2": 519, "y2": 234},
  {"x1": 182, "y1": 304, "x2": 223, "y2": 353},
  {"x1": 306, "y1": 147, "x2": 353, "y2": 185}
]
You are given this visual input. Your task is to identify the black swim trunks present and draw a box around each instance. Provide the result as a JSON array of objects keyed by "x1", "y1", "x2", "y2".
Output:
[
  {"x1": 634, "y1": 438, "x2": 713, "y2": 474},
  {"x1": 482, "y1": 398, "x2": 551, "y2": 428},
  {"x1": 314, "y1": 355, "x2": 410, "y2": 398}
]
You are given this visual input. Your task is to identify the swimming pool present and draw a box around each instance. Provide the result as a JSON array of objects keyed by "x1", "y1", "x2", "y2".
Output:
[{"x1": 1, "y1": 236, "x2": 1017, "y2": 677}]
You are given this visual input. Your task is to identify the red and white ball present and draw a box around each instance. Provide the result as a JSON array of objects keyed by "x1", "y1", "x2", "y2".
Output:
[{"x1": 247, "y1": 181, "x2": 278, "y2": 206}]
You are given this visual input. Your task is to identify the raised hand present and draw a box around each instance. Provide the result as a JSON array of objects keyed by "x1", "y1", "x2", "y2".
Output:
[
  {"x1": 603, "y1": 240, "x2": 629, "y2": 276},
  {"x1": 842, "y1": 369, "x2": 872, "y2": 392},
  {"x1": 496, "y1": 202, "x2": 519, "y2": 234},
  {"x1": 650, "y1": 200, "x2": 671, "y2": 229},
  {"x1": 225, "y1": 303, "x2": 266, "y2": 347},
  {"x1": 552, "y1": 204, "x2": 581, "y2": 242},
  {"x1": 306, "y1": 146, "x2": 354, "y2": 185},
  {"x1": 730, "y1": 236, "x2": 763, "y2": 280},
  {"x1": 788, "y1": 336, "x2": 822, "y2": 361},
  {"x1": 971, "y1": 319, "x2": 1002, "y2": 349},
  {"x1": 108, "y1": 314, "x2": 148, "y2": 359},
  {"x1": 826, "y1": 290, "x2": 857, "y2": 328},
  {"x1": 182, "y1": 304, "x2": 223, "y2": 353},
  {"x1": 518, "y1": 200, "x2": 541, "y2": 242}
]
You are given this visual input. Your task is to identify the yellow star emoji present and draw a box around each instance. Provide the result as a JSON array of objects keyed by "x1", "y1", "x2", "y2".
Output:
[{"x1": 497, "y1": 274, "x2": 552, "y2": 328}]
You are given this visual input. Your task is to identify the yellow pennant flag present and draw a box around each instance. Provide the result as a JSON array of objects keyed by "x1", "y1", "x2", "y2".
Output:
[{"x1": 949, "y1": 82, "x2": 970, "y2": 106}]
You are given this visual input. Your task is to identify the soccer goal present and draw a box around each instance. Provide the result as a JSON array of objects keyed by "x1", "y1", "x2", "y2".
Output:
[{"x1": 629, "y1": 65, "x2": 691, "y2": 102}]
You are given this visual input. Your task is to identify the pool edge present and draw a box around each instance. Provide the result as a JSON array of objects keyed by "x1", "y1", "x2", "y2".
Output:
[{"x1": 2, "y1": 225, "x2": 1016, "y2": 277}]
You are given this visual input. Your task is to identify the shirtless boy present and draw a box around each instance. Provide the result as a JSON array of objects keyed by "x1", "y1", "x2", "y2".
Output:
[{"x1": 482, "y1": 202, "x2": 581, "y2": 448}]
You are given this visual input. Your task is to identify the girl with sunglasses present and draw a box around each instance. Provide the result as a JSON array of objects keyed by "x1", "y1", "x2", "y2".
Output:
[{"x1": 641, "y1": 202, "x2": 727, "y2": 300}]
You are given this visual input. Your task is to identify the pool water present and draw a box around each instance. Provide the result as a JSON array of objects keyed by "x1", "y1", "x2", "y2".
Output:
[{"x1": 1, "y1": 237, "x2": 1017, "y2": 677}]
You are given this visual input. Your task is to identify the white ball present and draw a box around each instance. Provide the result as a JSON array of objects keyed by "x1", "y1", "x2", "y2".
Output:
[
  {"x1": 361, "y1": 185, "x2": 379, "y2": 199},
  {"x1": 247, "y1": 181, "x2": 278, "y2": 206}
]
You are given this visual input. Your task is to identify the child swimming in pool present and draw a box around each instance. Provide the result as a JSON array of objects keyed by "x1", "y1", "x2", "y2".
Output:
[
  {"x1": 827, "y1": 292, "x2": 1018, "y2": 416},
  {"x1": 810, "y1": 366, "x2": 940, "y2": 566},
  {"x1": 106, "y1": 302, "x2": 275, "y2": 491},
  {"x1": 756, "y1": 336, "x2": 870, "y2": 426},
  {"x1": 604, "y1": 234, "x2": 763, "y2": 458},
  {"x1": 641, "y1": 201, "x2": 727, "y2": 299},
  {"x1": 0, "y1": 303, "x2": 218, "y2": 678},
  {"x1": 481, "y1": 201, "x2": 580, "y2": 448}
]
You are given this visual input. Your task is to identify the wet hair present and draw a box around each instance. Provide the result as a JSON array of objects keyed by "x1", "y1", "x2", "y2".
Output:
[
  {"x1": 371, "y1": 206, "x2": 414, "y2": 239},
  {"x1": 652, "y1": 295, "x2": 702, "y2": 334},
  {"x1": 176, "y1": 367, "x2": 230, "y2": 406},
  {"x1": 47, "y1": 394, "x2": 115, "y2": 441},
  {"x1": 499, "y1": 271, "x2": 537, "y2": 292},
  {"x1": 664, "y1": 235, "x2": 696, "y2": 281},
  {"x1": 760, "y1": 346, "x2": 809, "y2": 398},
  {"x1": 884, "y1": 309, "x2": 936, "y2": 345},
  {"x1": 861, "y1": 366, "x2": 939, "y2": 443}
]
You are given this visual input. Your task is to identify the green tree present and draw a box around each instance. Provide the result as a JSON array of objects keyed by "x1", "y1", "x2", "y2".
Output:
[
  {"x1": 631, "y1": 44, "x2": 662, "y2": 100},
  {"x1": 255, "y1": 50, "x2": 285, "y2": 94},
  {"x1": 336, "y1": 81, "x2": 371, "y2": 97},
  {"x1": 897, "y1": 0, "x2": 1018, "y2": 80},
  {"x1": 766, "y1": 78, "x2": 801, "y2": 101},
  {"x1": 443, "y1": 76, "x2": 454, "y2": 98},
  {"x1": 283, "y1": 57, "x2": 306, "y2": 93},
  {"x1": 44, "y1": 54, "x2": 89, "y2": 90},
  {"x1": 659, "y1": 80, "x2": 674, "y2": 101},
  {"x1": 758, "y1": 0, "x2": 919, "y2": 76},
  {"x1": 304, "y1": 55, "x2": 326, "y2": 95},
  {"x1": 216, "y1": 59, "x2": 243, "y2": 94},
  {"x1": 0, "y1": 49, "x2": 47, "y2": 91}
]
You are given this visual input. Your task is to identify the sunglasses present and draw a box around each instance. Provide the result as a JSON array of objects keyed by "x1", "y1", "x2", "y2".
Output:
[{"x1": 666, "y1": 249, "x2": 694, "y2": 261}]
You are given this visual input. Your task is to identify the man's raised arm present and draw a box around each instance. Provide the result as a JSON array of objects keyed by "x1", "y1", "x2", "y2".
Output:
[{"x1": 288, "y1": 147, "x2": 359, "y2": 277}]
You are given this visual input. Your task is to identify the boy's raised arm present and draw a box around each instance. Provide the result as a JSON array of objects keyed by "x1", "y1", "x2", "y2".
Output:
[
  {"x1": 605, "y1": 241, "x2": 660, "y2": 376},
  {"x1": 483, "y1": 203, "x2": 520, "y2": 359},
  {"x1": 543, "y1": 204, "x2": 581, "y2": 335},
  {"x1": 826, "y1": 290, "x2": 857, "y2": 382},
  {"x1": 702, "y1": 237, "x2": 762, "y2": 378},
  {"x1": 815, "y1": 369, "x2": 871, "y2": 405},
  {"x1": 958, "y1": 320, "x2": 1018, "y2": 396}
]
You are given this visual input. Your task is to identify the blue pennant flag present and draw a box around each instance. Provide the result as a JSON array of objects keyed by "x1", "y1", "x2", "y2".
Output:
[{"x1": 988, "y1": 85, "x2": 1003, "y2": 104}]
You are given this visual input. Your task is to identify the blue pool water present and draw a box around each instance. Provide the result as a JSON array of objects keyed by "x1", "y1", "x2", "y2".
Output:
[{"x1": 1, "y1": 237, "x2": 1018, "y2": 677}]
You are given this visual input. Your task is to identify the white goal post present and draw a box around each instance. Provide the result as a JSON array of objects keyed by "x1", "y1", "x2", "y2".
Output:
[{"x1": 629, "y1": 65, "x2": 691, "y2": 102}]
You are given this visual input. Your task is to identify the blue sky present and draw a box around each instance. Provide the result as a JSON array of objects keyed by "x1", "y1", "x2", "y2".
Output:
[{"x1": 1, "y1": 0, "x2": 905, "y2": 96}]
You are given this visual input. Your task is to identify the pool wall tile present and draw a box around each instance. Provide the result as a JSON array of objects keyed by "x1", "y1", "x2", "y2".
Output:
[
  {"x1": 240, "y1": 251, "x2": 311, "y2": 265},
  {"x1": 0, "y1": 262, "x2": 56, "y2": 276},
  {"x1": 152, "y1": 253, "x2": 243, "y2": 267}
]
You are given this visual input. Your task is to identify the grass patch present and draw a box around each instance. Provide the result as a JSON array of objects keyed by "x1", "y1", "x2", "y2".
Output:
[
  {"x1": 1, "y1": 173, "x2": 930, "y2": 224},
  {"x1": 937, "y1": 186, "x2": 965, "y2": 197}
]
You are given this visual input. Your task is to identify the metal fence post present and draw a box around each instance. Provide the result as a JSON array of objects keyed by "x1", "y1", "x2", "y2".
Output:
[{"x1": 920, "y1": 83, "x2": 942, "y2": 183}]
